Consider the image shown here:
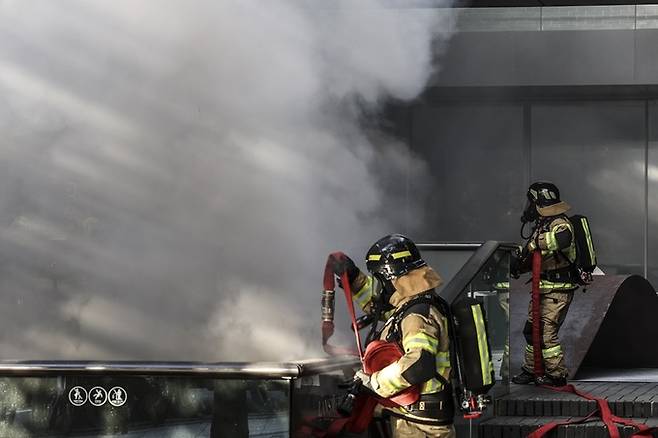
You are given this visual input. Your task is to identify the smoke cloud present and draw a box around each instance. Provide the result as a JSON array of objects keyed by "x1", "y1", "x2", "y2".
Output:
[{"x1": 0, "y1": 1, "x2": 455, "y2": 361}]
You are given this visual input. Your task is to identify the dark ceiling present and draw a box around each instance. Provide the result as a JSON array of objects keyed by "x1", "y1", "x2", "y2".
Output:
[{"x1": 456, "y1": 1, "x2": 657, "y2": 6}]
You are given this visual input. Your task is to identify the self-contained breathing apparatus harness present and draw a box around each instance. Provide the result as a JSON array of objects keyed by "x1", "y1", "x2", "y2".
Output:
[
  {"x1": 374, "y1": 292, "x2": 455, "y2": 424},
  {"x1": 323, "y1": 242, "x2": 494, "y2": 422},
  {"x1": 317, "y1": 235, "x2": 495, "y2": 436},
  {"x1": 514, "y1": 185, "x2": 655, "y2": 438},
  {"x1": 365, "y1": 235, "x2": 494, "y2": 417}
]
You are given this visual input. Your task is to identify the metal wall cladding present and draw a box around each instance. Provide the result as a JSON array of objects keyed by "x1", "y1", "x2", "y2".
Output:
[
  {"x1": 421, "y1": 250, "x2": 476, "y2": 290},
  {"x1": 410, "y1": 104, "x2": 526, "y2": 243},
  {"x1": 410, "y1": 100, "x2": 649, "y2": 280},
  {"x1": 647, "y1": 101, "x2": 658, "y2": 286},
  {"x1": 530, "y1": 102, "x2": 646, "y2": 276},
  {"x1": 434, "y1": 30, "x2": 636, "y2": 87}
]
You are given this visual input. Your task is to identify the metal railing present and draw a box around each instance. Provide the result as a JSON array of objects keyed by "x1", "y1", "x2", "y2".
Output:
[{"x1": 0, "y1": 356, "x2": 359, "y2": 378}]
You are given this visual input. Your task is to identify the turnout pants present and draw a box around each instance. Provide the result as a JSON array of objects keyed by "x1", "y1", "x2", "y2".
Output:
[
  {"x1": 522, "y1": 290, "x2": 574, "y2": 378},
  {"x1": 390, "y1": 418, "x2": 456, "y2": 438},
  {"x1": 497, "y1": 291, "x2": 510, "y2": 380}
]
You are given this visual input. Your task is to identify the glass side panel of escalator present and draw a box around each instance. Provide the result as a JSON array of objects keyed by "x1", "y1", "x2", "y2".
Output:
[{"x1": 0, "y1": 376, "x2": 289, "y2": 437}]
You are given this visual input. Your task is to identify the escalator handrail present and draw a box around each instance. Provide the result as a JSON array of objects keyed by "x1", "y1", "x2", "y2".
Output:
[
  {"x1": 429, "y1": 240, "x2": 515, "y2": 304},
  {"x1": 0, "y1": 356, "x2": 360, "y2": 379}
]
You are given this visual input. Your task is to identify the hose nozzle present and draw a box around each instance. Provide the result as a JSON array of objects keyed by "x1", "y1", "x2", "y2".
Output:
[{"x1": 321, "y1": 289, "x2": 335, "y2": 322}]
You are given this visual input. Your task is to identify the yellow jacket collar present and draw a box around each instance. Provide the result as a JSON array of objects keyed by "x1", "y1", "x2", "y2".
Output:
[{"x1": 389, "y1": 266, "x2": 443, "y2": 307}]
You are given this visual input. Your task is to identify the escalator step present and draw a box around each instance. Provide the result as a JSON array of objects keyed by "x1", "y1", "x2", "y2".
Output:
[
  {"x1": 479, "y1": 416, "x2": 658, "y2": 438},
  {"x1": 496, "y1": 383, "x2": 658, "y2": 418}
]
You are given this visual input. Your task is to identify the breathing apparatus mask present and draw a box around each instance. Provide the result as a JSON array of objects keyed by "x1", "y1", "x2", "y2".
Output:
[
  {"x1": 521, "y1": 182, "x2": 552, "y2": 239},
  {"x1": 521, "y1": 198, "x2": 539, "y2": 225},
  {"x1": 371, "y1": 272, "x2": 396, "y2": 306},
  {"x1": 520, "y1": 198, "x2": 539, "y2": 240}
]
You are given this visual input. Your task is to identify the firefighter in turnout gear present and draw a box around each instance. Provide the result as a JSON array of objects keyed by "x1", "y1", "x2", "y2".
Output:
[
  {"x1": 512, "y1": 182, "x2": 577, "y2": 387},
  {"x1": 332, "y1": 234, "x2": 455, "y2": 438}
]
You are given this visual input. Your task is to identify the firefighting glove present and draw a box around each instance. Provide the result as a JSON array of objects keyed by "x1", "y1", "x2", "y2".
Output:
[
  {"x1": 331, "y1": 253, "x2": 359, "y2": 285},
  {"x1": 354, "y1": 370, "x2": 377, "y2": 396}
]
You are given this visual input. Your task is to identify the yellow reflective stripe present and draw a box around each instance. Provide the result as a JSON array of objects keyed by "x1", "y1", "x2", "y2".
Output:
[
  {"x1": 391, "y1": 250, "x2": 412, "y2": 259},
  {"x1": 422, "y1": 363, "x2": 451, "y2": 394},
  {"x1": 471, "y1": 304, "x2": 493, "y2": 386},
  {"x1": 494, "y1": 282, "x2": 509, "y2": 290},
  {"x1": 545, "y1": 230, "x2": 558, "y2": 251},
  {"x1": 435, "y1": 351, "x2": 451, "y2": 368},
  {"x1": 582, "y1": 218, "x2": 596, "y2": 263},
  {"x1": 353, "y1": 276, "x2": 373, "y2": 310},
  {"x1": 421, "y1": 378, "x2": 441, "y2": 394},
  {"x1": 546, "y1": 222, "x2": 572, "y2": 252},
  {"x1": 542, "y1": 345, "x2": 562, "y2": 358},
  {"x1": 539, "y1": 280, "x2": 577, "y2": 290},
  {"x1": 367, "y1": 254, "x2": 381, "y2": 261},
  {"x1": 403, "y1": 333, "x2": 438, "y2": 354},
  {"x1": 438, "y1": 367, "x2": 450, "y2": 381},
  {"x1": 526, "y1": 345, "x2": 563, "y2": 359}
]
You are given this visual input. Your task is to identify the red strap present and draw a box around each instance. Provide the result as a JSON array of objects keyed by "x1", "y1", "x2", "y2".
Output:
[
  {"x1": 313, "y1": 252, "x2": 418, "y2": 437},
  {"x1": 527, "y1": 409, "x2": 600, "y2": 437},
  {"x1": 529, "y1": 384, "x2": 657, "y2": 438},
  {"x1": 531, "y1": 250, "x2": 544, "y2": 377},
  {"x1": 297, "y1": 394, "x2": 379, "y2": 437},
  {"x1": 340, "y1": 271, "x2": 364, "y2": 362}
]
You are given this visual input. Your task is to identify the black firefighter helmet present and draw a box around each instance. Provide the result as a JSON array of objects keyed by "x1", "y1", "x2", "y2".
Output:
[
  {"x1": 522, "y1": 181, "x2": 571, "y2": 223},
  {"x1": 365, "y1": 234, "x2": 426, "y2": 281}
]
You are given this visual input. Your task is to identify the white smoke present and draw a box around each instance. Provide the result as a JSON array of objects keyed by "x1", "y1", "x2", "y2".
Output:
[{"x1": 0, "y1": 0, "x2": 456, "y2": 361}]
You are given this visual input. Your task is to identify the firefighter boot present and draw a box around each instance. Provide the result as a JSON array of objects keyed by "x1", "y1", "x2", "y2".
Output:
[
  {"x1": 536, "y1": 374, "x2": 567, "y2": 387},
  {"x1": 511, "y1": 370, "x2": 536, "y2": 385}
]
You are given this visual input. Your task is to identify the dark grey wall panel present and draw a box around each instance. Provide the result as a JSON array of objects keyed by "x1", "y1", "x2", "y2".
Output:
[
  {"x1": 433, "y1": 32, "x2": 522, "y2": 86},
  {"x1": 635, "y1": 31, "x2": 658, "y2": 85},
  {"x1": 434, "y1": 30, "x2": 637, "y2": 87},
  {"x1": 410, "y1": 104, "x2": 525, "y2": 242},
  {"x1": 647, "y1": 101, "x2": 658, "y2": 286},
  {"x1": 530, "y1": 102, "x2": 645, "y2": 275}
]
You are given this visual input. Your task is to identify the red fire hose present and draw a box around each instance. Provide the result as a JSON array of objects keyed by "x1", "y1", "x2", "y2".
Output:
[
  {"x1": 314, "y1": 252, "x2": 419, "y2": 436},
  {"x1": 322, "y1": 252, "x2": 361, "y2": 358},
  {"x1": 528, "y1": 384, "x2": 656, "y2": 438},
  {"x1": 528, "y1": 251, "x2": 656, "y2": 437}
]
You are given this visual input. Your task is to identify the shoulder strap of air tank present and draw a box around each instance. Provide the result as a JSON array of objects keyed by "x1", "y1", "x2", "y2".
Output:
[
  {"x1": 384, "y1": 293, "x2": 437, "y2": 342},
  {"x1": 384, "y1": 292, "x2": 453, "y2": 389},
  {"x1": 554, "y1": 214, "x2": 580, "y2": 276}
]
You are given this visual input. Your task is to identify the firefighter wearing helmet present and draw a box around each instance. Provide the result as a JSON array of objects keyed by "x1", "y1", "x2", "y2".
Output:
[
  {"x1": 511, "y1": 182, "x2": 577, "y2": 387},
  {"x1": 332, "y1": 234, "x2": 455, "y2": 437}
]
